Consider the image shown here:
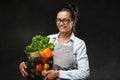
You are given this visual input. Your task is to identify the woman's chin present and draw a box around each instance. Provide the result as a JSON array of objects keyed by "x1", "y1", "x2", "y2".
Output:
[{"x1": 59, "y1": 30, "x2": 70, "y2": 33}]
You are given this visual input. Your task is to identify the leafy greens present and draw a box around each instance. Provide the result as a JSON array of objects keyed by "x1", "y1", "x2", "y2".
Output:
[{"x1": 25, "y1": 35, "x2": 54, "y2": 53}]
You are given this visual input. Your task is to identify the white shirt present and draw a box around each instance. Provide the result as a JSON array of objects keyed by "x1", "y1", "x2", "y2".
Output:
[{"x1": 48, "y1": 33, "x2": 90, "y2": 80}]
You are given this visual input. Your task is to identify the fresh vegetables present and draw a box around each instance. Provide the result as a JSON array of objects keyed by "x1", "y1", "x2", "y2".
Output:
[{"x1": 24, "y1": 35, "x2": 54, "y2": 79}]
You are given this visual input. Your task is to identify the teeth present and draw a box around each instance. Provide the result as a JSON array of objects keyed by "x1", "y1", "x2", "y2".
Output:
[{"x1": 60, "y1": 26, "x2": 65, "y2": 29}]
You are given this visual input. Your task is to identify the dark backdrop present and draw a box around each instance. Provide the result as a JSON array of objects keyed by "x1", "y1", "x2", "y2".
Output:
[{"x1": 0, "y1": 0, "x2": 120, "y2": 80}]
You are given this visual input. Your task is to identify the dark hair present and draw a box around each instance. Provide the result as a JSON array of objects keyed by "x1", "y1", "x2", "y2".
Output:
[{"x1": 58, "y1": 3, "x2": 79, "y2": 24}]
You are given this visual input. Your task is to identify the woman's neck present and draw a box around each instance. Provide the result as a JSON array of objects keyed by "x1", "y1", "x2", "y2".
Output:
[{"x1": 58, "y1": 32, "x2": 71, "y2": 44}]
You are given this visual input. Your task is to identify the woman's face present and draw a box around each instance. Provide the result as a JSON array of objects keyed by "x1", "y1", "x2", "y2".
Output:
[{"x1": 56, "y1": 11, "x2": 74, "y2": 33}]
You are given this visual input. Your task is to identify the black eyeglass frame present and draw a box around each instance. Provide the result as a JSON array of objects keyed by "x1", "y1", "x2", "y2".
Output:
[{"x1": 56, "y1": 18, "x2": 73, "y2": 24}]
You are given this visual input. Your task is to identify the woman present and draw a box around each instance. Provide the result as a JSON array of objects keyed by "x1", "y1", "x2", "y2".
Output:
[{"x1": 19, "y1": 3, "x2": 90, "y2": 80}]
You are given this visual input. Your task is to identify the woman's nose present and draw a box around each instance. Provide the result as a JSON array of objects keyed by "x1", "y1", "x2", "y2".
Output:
[{"x1": 59, "y1": 21, "x2": 64, "y2": 25}]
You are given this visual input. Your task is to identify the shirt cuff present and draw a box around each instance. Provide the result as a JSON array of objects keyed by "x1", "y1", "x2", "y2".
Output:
[{"x1": 59, "y1": 70, "x2": 69, "y2": 79}]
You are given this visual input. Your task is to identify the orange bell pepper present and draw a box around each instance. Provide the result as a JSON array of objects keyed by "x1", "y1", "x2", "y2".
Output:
[{"x1": 39, "y1": 48, "x2": 52, "y2": 63}]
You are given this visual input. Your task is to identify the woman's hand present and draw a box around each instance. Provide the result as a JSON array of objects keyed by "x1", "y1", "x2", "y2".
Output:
[
  {"x1": 44, "y1": 70, "x2": 59, "y2": 80},
  {"x1": 19, "y1": 62, "x2": 28, "y2": 78}
]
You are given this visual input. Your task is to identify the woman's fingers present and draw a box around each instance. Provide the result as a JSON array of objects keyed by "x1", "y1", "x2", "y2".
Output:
[
  {"x1": 19, "y1": 62, "x2": 28, "y2": 78},
  {"x1": 22, "y1": 68, "x2": 28, "y2": 78}
]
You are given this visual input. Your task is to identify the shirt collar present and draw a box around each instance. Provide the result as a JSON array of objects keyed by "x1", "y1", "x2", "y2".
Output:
[
  {"x1": 52, "y1": 32, "x2": 75, "y2": 42},
  {"x1": 70, "y1": 32, "x2": 75, "y2": 42}
]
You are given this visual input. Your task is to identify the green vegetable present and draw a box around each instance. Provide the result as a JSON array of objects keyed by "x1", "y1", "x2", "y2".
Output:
[{"x1": 25, "y1": 35, "x2": 54, "y2": 53}]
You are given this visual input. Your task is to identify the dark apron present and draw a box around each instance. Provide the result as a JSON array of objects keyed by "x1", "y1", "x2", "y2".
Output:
[{"x1": 52, "y1": 43, "x2": 76, "y2": 80}]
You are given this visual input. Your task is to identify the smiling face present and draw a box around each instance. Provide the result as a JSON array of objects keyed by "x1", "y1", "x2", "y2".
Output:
[{"x1": 56, "y1": 11, "x2": 75, "y2": 33}]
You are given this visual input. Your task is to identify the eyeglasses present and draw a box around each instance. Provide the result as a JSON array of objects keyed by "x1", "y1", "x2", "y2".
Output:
[{"x1": 56, "y1": 18, "x2": 72, "y2": 24}]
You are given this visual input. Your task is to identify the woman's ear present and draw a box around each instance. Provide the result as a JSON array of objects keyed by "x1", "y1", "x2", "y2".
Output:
[{"x1": 72, "y1": 20, "x2": 76, "y2": 27}]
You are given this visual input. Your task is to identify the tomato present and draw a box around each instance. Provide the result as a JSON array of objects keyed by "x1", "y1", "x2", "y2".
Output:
[{"x1": 32, "y1": 64, "x2": 43, "y2": 73}]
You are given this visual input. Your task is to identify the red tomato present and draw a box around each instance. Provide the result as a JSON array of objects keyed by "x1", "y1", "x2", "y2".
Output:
[{"x1": 33, "y1": 64, "x2": 43, "y2": 73}]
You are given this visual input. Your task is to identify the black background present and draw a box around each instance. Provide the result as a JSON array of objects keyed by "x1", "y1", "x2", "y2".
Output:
[{"x1": 0, "y1": 0, "x2": 120, "y2": 80}]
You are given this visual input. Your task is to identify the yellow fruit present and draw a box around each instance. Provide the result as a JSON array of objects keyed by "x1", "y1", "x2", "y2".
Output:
[
  {"x1": 41, "y1": 69, "x2": 47, "y2": 76},
  {"x1": 43, "y1": 63, "x2": 50, "y2": 70}
]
